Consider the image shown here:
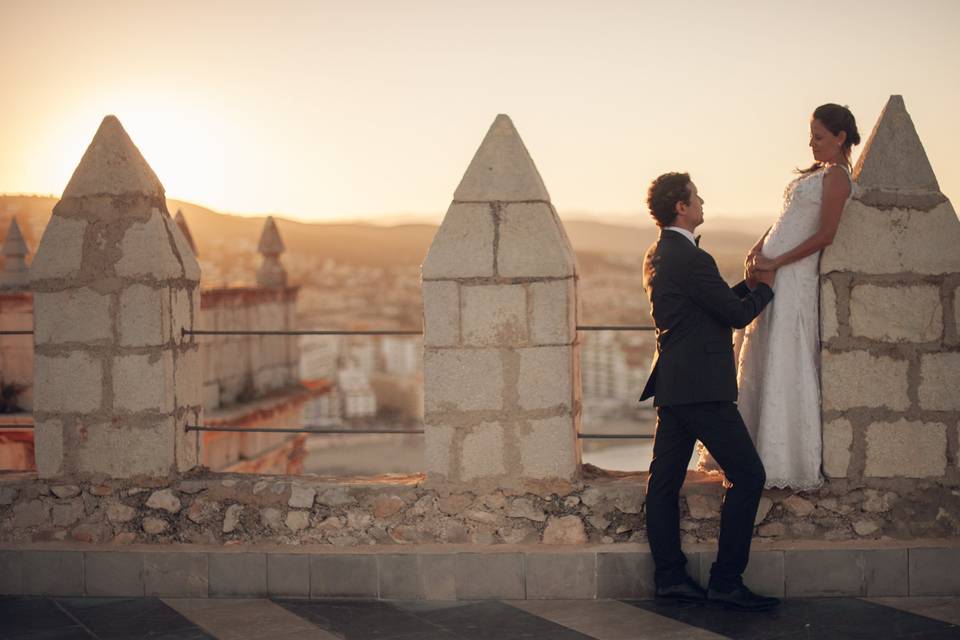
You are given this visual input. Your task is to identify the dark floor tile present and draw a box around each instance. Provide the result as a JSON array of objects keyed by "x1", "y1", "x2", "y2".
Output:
[
  {"x1": 402, "y1": 600, "x2": 594, "y2": 640},
  {"x1": 275, "y1": 598, "x2": 455, "y2": 639},
  {"x1": 626, "y1": 597, "x2": 960, "y2": 640},
  {"x1": 0, "y1": 597, "x2": 83, "y2": 636},
  {"x1": 6, "y1": 629, "x2": 93, "y2": 640},
  {"x1": 54, "y1": 597, "x2": 215, "y2": 640}
]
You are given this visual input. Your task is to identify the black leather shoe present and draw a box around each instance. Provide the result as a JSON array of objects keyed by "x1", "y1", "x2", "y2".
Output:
[
  {"x1": 707, "y1": 584, "x2": 780, "y2": 611},
  {"x1": 655, "y1": 577, "x2": 707, "y2": 603}
]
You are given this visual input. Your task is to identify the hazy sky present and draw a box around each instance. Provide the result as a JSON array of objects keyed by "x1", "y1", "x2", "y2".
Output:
[{"x1": 1, "y1": 0, "x2": 958, "y2": 223}]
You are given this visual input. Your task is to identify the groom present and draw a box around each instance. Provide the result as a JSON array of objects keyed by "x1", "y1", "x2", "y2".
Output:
[{"x1": 640, "y1": 172, "x2": 780, "y2": 611}]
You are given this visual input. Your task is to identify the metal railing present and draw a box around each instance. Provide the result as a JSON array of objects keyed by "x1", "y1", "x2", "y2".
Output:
[{"x1": 0, "y1": 324, "x2": 656, "y2": 440}]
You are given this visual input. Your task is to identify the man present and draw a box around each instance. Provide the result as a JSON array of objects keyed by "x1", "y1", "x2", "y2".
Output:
[{"x1": 640, "y1": 172, "x2": 780, "y2": 611}]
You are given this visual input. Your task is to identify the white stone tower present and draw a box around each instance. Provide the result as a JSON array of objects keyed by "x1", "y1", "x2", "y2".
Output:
[
  {"x1": 0, "y1": 217, "x2": 30, "y2": 289},
  {"x1": 29, "y1": 116, "x2": 202, "y2": 479},
  {"x1": 257, "y1": 216, "x2": 287, "y2": 289},
  {"x1": 820, "y1": 95, "x2": 960, "y2": 490},
  {"x1": 421, "y1": 114, "x2": 581, "y2": 492}
]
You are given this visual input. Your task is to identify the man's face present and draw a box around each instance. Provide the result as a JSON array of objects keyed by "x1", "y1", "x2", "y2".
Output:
[{"x1": 676, "y1": 181, "x2": 705, "y2": 228}]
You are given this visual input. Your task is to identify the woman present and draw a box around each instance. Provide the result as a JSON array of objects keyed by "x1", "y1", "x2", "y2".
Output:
[{"x1": 700, "y1": 104, "x2": 861, "y2": 489}]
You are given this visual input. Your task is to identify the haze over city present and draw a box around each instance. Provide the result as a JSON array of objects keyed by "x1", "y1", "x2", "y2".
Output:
[{"x1": 1, "y1": 0, "x2": 958, "y2": 225}]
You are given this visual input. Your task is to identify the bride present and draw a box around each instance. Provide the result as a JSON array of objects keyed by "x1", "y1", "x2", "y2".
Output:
[{"x1": 701, "y1": 103, "x2": 861, "y2": 490}]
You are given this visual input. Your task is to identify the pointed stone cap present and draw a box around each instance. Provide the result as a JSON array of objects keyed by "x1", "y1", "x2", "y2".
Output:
[
  {"x1": 174, "y1": 209, "x2": 198, "y2": 256},
  {"x1": 62, "y1": 115, "x2": 164, "y2": 199},
  {"x1": 1, "y1": 217, "x2": 28, "y2": 258},
  {"x1": 854, "y1": 95, "x2": 939, "y2": 192},
  {"x1": 453, "y1": 115, "x2": 550, "y2": 202},
  {"x1": 258, "y1": 216, "x2": 285, "y2": 255}
]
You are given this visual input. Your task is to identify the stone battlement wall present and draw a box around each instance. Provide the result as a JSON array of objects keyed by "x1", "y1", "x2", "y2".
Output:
[
  {"x1": 198, "y1": 286, "x2": 301, "y2": 411},
  {"x1": 1, "y1": 96, "x2": 956, "y2": 550}
]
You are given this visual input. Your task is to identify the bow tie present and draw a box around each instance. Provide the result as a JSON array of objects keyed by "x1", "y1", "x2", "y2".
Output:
[{"x1": 694, "y1": 235, "x2": 701, "y2": 247}]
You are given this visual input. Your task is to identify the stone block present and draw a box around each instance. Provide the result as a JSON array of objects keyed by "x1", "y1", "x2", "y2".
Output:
[
  {"x1": 850, "y1": 284, "x2": 942, "y2": 342},
  {"x1": 34, "y1": 352, "x2": 103, "y2": 413},
  {"x1": 75, "y1": 418, "x2": 176, "y2": 478},
  {"x1": 209, "y1": 553, "x2": 267, "y2": 597},
  {"x1": 785, "y1": 550, "x2": 864, "y2": 597},
  {"x1": 518, "y1": 346, "x2": 572, "y2": 410},
  {"x1": 422, "y1": 203, "x2": 495, "y2": 279},
  {"x1": 144, "y1": 552, "x2": 208, "y2": 597},
  {"x1": 460, "y1": 422, "x2": 507, "y2": 480},
  {"x1": 419, "y1": 554, "x2": 457, "y2": 600},
  {"x1": 820, "y1": 279, "x2": 839, "y2": 341},
  {"x1": 865, "y1": 420, "x2": 947, "y2": 478},
  {"x1": 85, "y1": 551, "x2": 144, "y2": 596},
  {"x1": 453, "y1": 115, "x2": 550, "y2": 202},
  {"x1": 113, "y1": 351, "x2": 174, "y2": 413},
  {"x1": 597, "y1": 552, "x2": 656, "y2": 598},
  {"x1": 119, "y1": 284, "x2": 167, "y2": 347},
  {"x1": 172, "y1": 287, "x2": 196, "y2": 346},
  {"x1": 310, "y1": 555, "x2": 378, "y2": 597},
  {"x1": 424, "y1": 348, "x2": 503, "y2": 412},
  {"x1": 461, "y1": 284, "x2": 528, "y2": 347},
  {"x1": 865, "y1": 549, "x2": 908, "y2": 597},
  {"x1": 34, "y1": 288, "x2": 112, "y2": 345},
  {"x1": 822, "y1": 419, "x2": 853, "y2": 478},
  {"x1": 175, "y1": 413, "x2": 200, "y2": 473},
  {"x1": 379, "y1": 554, "x2": 421, "y2": 599},
  {"x1": 115, "y1": 213, "x2": 183, "y2": 279},
  {"x1": 267, "y1": 554, "x2": 310, "y2": 597},
  {"x1": 919, "y1": 352, "x2": 960, "y2": 411},
  {"x1": 821, "y1": 351, "x2": 908, "y2": 411},
  {"x1": 519, "y1": 416, "x2": 578, "y2": 480},
  {"x1": 22, "y1": 551, "x2": 83, "y2": 596},
  {"x1": 910, "y1": 547, "x2": 960, "y2": 596},
  {"x1": 526, "y1": 552, "x2": 596, "y2": 599},
  {"x1": 162, "y1": 213, "x2": 201, "y2": 282},
  {"x1": 455, "y1": 553, "x2": 524, "y2": 599},
  {"x1": 424, "y1": 424, "x2": 454, "y2": 478},
  {"x1": 174, "y1": 347, "x2": 202, "y2": 410},
  {"x1": 821, "y1": 200, "x2": 960, "y2": 275},
  {"x1": 530, "y1": 279, "x2": 576, "y2": 345},
  {"x1": 0, "y1": 551, "x2": 22, "y2": 594},
  {"x1": 422, "y1": 281, "x2": 460, "y2": 347},
  {"x1": 497, "y1": 203, "x2": 575, "y2": 278},
  {"x1": 700, "y1": 550, "x2": 784, "y2": 597},
  {"x1": 33, "y1": 418, "x2": 64, "y2": 478},
  {"x1": 29, "y1": 215, "x2": 87, "y2": 281}
]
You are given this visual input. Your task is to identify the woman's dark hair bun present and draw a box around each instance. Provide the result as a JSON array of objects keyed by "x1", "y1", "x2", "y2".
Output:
[{"x1": 814, "y1": 103, "x2": 860, "y2": 148}]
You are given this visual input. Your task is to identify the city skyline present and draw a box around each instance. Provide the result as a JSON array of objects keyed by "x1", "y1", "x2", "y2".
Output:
[{"x1": 1, "y1": 0, "x2": 957, "y2": 223}]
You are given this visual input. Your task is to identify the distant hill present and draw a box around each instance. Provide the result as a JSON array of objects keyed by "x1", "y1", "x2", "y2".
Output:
[{"x1": 0, "y1": 194, "x2": 762, "y2": 270}]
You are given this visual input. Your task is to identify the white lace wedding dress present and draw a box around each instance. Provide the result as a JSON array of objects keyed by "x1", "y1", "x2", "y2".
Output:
[{"x1": 699, "y1": 165, "x2": 851, "y2": 490}]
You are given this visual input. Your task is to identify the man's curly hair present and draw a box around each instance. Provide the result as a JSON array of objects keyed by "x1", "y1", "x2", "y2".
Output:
[{"x1": 647, "y1": 172, "x2": 692, "y2": 227}]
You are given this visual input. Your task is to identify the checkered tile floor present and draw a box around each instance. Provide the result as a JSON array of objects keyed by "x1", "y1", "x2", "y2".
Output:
[{"x1": 2, "y1": 595, "x2": 959, "y2": 639}]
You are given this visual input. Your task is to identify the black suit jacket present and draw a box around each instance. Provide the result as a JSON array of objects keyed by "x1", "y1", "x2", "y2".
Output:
[{"x1": 639, "y1": 229, "x2": 774, "y2": 406}]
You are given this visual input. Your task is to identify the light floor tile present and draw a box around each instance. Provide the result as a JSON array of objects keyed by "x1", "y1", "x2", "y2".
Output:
[
  {"x1": 507, "y1": 599, "x2": 727, "y2": 640},
  {"x1": 863, "y1": 596, "x2": 960, "y2": 626},
  {"x1": 163, "y1": 598, "x2": 339, "y2": 640}
]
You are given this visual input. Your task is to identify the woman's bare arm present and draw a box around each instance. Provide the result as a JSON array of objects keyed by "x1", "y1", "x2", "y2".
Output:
[{"x1": 754, "y1": 167, "x2": 851, "y2": 270}]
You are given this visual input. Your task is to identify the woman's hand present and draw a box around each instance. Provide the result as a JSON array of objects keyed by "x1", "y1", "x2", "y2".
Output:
[{"x1": 750, "y1": 254, "x2": 778, "y2": 272}]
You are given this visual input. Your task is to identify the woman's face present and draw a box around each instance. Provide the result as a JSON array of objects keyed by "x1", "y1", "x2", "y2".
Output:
[{"x1": 809, "y1": 118, "x2": 846, "y2": 163}]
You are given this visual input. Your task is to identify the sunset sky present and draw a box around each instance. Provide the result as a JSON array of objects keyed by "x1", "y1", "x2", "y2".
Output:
[{"x1": 1, "y1": 0, "x2": 957, "y2": 224}]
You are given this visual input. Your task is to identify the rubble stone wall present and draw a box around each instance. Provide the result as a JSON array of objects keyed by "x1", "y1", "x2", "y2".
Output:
[{"x1": 1, "y1": 471, "x2": 956, "y2": 546}]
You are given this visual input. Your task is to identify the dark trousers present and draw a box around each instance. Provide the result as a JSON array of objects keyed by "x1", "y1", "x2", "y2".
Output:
[{"x1": 645, "y1": 401, "x2": 766, "y2": 590}]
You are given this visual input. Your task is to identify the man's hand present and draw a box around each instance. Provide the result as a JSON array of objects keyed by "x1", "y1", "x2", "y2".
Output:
[{"x1": 753, "y1": 266, "x2": 776, "y2": 288}]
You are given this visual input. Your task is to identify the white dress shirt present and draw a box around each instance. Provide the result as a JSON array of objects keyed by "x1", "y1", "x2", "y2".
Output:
[{"x1": 663, "y1": 226, "x2": 698, "y2": 246}]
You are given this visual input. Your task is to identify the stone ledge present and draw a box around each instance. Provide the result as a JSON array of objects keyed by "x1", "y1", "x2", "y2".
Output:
[{"x1": 0, "y1": 540, "x2": 957, "y2": 599}]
